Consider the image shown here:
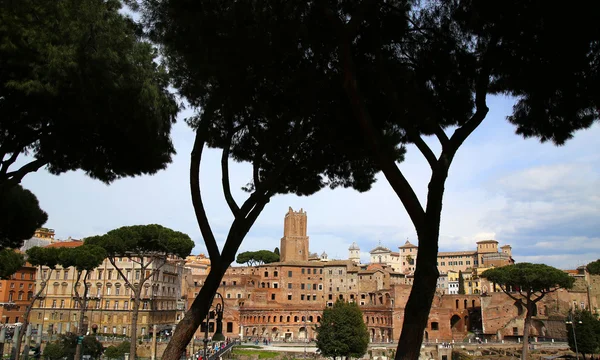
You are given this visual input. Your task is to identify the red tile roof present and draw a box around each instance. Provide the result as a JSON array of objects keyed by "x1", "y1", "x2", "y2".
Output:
[{"x1": 45, "y1": 240, "x2": 83, "y2": 248}]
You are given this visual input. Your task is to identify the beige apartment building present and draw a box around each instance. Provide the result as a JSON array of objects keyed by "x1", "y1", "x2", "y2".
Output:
[
  {"x1": 29, "y1": 240, "x2": 184, "y2": 337},
  {"x1": 365, "y1": 238, "x2": 513, "y2": 278}
]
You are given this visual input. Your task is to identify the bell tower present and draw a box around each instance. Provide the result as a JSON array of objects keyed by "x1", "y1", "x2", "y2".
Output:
[{"x1": 280, "y1": 207, "x2": 309, "y2": 262}]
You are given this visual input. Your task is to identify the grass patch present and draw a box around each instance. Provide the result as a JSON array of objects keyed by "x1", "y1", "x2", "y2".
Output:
[{"x1": 232, "y1": 349, "x2": 280, "y2": 358}]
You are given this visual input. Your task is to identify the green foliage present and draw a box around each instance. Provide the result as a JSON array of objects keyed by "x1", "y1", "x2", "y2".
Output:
[
  {"x1": 84, "y1": 224, "x2": 194, "y2": 259},
  {"x1": 42, "y1": 343, "x2": 65, "y2": 360},
  {"x1": 59, "y1": 244, "x2": 107, "y2": 273},
  {"x1": 26, "y1": 246, "x2": 64, "y2": 270},
  {"x1": 458, "y1": 271, "x2": 465, "y2": 295},
  {"x1": 567, "y1": 310, "x2": 600, "y2": 357},
  {"x1": 236, "y1": 250, "x2": 279, "y2": 266},
  {"x1": 104, "y1": 341, "x2": 131, "y2": 360},
  {"x1": 0, "y1": 0, "x2": 178, "y2": 188},
  {"x1": 587, "y1": 259, "x2": 600, "y2": 275},
  {"x1": 273, "y1": 247, "x2": 280, "y2": 256},
  {"x1": 316, "y1": 300, "x2": 369, "y2": 359},
  {"x1": 481, "y1": 263, "x2": 575, "y2": 293},
  {"x1": 0, "y1": 185, "x2": 48, "y2": 249},
  {"x1": 53, "y1": 333, "x2": 104, "y2": 360},
  {"x1": 0, "y1": 249, "x2": 25, "y2": 279}
]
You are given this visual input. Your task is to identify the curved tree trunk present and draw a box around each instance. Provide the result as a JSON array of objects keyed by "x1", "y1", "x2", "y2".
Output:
[
  {"x1": 162, "y1": 267, "x2": 227, "y2": 360},
  {"x1": 130, "y1": 293, "x2": 142, "y2": 360},
  {"x1": 395, "y1": 166, "x2": 447, "y2": 360},
  {"x1": 522, "y1": 302, "x2": 533, "y2": 360},
  {"x1": 17, "y1": 268, "x2": 51, "y2": 360},
  {"x1": 74, "y1": 271, "x2": 91, "y2": 360}
]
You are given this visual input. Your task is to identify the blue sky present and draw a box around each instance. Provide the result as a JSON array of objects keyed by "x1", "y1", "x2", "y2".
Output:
[{"x1": 19, "y1": 95, "x2": 600, "y2": 270}]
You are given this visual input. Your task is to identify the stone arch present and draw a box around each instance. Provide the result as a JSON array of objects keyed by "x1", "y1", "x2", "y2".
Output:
[{"x1": 450, "y1": 314, "x2": 462, "y2": 331}]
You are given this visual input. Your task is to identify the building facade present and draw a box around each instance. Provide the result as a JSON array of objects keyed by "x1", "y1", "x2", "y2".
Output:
[
  {"x1": 184, "y1": 207, "x2": 593, "y2": 344},
  {"x1": 29, "y1": 240, "x2": 184, "y2": 338},
  {"x1": 0, "y1": 259, "x2": 36, "y2": 325}
]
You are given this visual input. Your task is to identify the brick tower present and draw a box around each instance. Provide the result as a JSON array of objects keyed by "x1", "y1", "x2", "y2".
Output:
[{"x1": 280, "y1": 207, "x2": 309, "y2": 262}]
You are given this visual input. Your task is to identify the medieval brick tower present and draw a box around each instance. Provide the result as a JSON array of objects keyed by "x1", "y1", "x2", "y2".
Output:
[{"x1": 280, "y1": 207, "x2": 309, "y2": 262}]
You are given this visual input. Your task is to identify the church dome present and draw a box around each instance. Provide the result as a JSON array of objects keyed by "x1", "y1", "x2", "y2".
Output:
[{"x1": 349, "y1": 242, "x2": 360, "y2": 250}]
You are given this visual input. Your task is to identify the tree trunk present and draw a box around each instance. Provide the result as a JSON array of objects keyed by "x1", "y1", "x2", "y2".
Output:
[
  {"x1": 162, "y1": 267, "x2": 227, "y2": 360},
  {"x1": 17, "y1": 269, "x2": 50, "y2": 360},
  {"x1": 130, "y1": 293, "x2": 141, "y2": 360},
  {"x1": 394, "y1": 230, "x2": 440, "y2": 359},
  {"x1": 74, "y1": 272, "x2": 90, "y2": 360},
  {"x1": 395, "y1": 168, "x2": 446, "y2": 360},
  {"x1": 522, "y1": 303, "x2": 532, "y2": 360}
]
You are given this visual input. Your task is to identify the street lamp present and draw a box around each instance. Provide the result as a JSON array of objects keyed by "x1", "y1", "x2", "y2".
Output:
[
  {"x1": 203, "y1": 293, "x2": 225, "y2": 360},
  {"x1": 566, "y1": 312, "x2": 582, "y2": 360}
]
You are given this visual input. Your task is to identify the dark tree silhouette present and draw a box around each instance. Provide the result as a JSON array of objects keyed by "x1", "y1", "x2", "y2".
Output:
[{"x1": 137, "y1": 1, "x2": 600, "y2": 359}]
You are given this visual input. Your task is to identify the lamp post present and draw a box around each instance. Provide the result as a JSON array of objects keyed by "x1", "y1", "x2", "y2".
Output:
[
  {"x1": 566, "y1": 312, "x2": 582, "y2": 360},
  {"x1": 202, "y1": 293, "x2": 225, "y2": 360}
]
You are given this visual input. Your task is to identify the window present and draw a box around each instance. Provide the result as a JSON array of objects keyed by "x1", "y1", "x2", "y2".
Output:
[
  {"x1": 301, "y1": 269, "x2": 305, "y2": 274},
  {"x1": 288, "y1": 283, "x2": 292, "y2": 289},
  {"x1": 287, "y1": 294, "x2": 292, "y2": 300},
  {"x1": 288, "y1": 271, "x2": 293, "y2": 277},
  {"x1": 271, "y1": 294, "x2": 275, "y2": 300},
  {"x1": 274, "y1": 271, "x2": 278, "y2": 277},
  {"x1": 227, "y1": 322, "x2": 233, "y2": 333},
  {"x1": 431, "y1": 322, "x2": 439, "y2": 330},
  {"x1": 301, "y1": 284, "x2": 305, "y2": 290},
  {"x1": 301, "y1": 295, "x2": 305, "y2": 300}
]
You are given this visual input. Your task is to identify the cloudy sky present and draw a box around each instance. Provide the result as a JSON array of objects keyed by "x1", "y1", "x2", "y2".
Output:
[{"x1": 19, "y1": 95, "x2": 599, "y2": 270}]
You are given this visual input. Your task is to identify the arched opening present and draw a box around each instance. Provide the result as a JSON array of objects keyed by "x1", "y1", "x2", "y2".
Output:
[
  {"x1": 299, "y1": 326, "x2": 307, "y2": 339},
  {"x1": 424, "y1": 331, "x2": 429, "y2": 342},
  {"x1": 472, "y1": 299, "x2": 476, "y2": 308},
  {"x1": 455, "y1": 299, "x2": 459, "y2": 309},
  {"x1": 317, "y1": 316, "x2": 321, "y2": 322},
  {"x1": 464, "y1": 299, "x2": 468, "y2": 309},
  {"x1": 450, "y1": 315, "x2": 462, "y2": 331}
]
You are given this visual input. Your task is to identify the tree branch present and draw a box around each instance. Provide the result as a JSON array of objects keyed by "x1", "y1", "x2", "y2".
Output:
[
  {"x1": 190, "y1": 125, "x2": 220, "y2": 263},
  {"x1": 0, "y1": 151, "x2": 20, "y2": 177},
  {"x1": 3, "y1": 158, "x2": 47, "y2": 187},
  {"x1": 448, "y1": 38, "x2": 498, "y2": 153},
  {"x1": 221, "y1": 128, "x2": 240, "y2": 217},
  {"x1": 499, "y1": 285, "x2": 521, "y2": 302},
  {"x1": 323, "y1": 6, "x2": 426, "y2": 229}
]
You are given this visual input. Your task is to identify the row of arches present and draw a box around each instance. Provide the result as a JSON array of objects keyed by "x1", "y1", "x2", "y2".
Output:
[
  {"x1": 455, "y1": 298, "x2": 478, "y2": 309},
  {"x1": 364, "y1": 315, "x2": 392, "y2": 325},
  {"x1": 241, "y1": 314, "x2": 321, "y2": 325}
]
